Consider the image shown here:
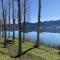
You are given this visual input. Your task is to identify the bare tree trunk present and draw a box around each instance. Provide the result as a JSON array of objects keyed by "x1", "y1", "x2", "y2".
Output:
[
  {"x1": 12, "y1": 0, "x2": 15, "y2": 43},
  {"x1": 8, "y1": 0, "x2": 10, "y2": 38},
  {"x1": 1, "y1": 0, "x2": 4, "y2": 38},
  {"x1": 35, "y1": 0, "x2": 41, "y2": 48},
  {"x1": 17, "y1": 0, "x2": 22, "y2": 57},
  {"x1": 4, "y1": 9, "x2": 7, "y2": 48},
  {"x1": 2, "y1": 22, "x2": 3, "y2": 37},
  {"x1": 23, "y1": 0, "x2": 26, "y2": 43},
  {"x1": 1, "y1": 0, "x2": 6, "y2": 48},
  {"x1": 13, "y1": 19, "x2": 15, "y2": 42},
  {"x1": 1, "y1": 21, "x2": 2, "y2": 37},
  {"x1": 0, "y1": 21, "x2": 1, "y2": 40}
]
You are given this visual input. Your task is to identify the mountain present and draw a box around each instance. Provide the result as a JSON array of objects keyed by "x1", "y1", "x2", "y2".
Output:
[
  {"x1": 6, "y1": 22, "x2": 37, "y2": 32},
  {"x1": 40, "y1": 20, "x2": 60, "y2": 33},
  {"x1": 41, "y1": 20, "x2": 60, "y2": 26},
  {"x1": 4, "y1": 20, "x2": 60, "y2": 33}
]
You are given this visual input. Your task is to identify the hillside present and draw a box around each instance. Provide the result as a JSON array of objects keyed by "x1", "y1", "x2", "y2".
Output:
[
  {"x1": 41, "y1": 20, "x2": 60, "y2": 26},
  {"x1": 4, "y1": 20, "x2": 60, "y2": 33},
  {"x1": 0, "y1": 39, "x2": 60, "y2": 60}
]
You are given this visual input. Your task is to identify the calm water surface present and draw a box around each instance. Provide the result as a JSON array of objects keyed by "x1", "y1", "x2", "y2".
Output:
[{"x1": 1, "y1": 31, "x2": 60, "y2": 47}]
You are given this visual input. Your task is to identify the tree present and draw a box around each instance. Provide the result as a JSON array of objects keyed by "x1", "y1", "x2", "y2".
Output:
[
  {"x1": 1, "y1": 1, "x2": 4, "y2": 37},
  {"x1": 0, "y1": 20, "x2": 1, "y2": 40},
  {"x1": 1, "y1": 0, "x2": 7, "y2": 48},
  {"x1": 23, "y1": 0, "x2": 26, "y2": 43},
  {"x1": 34, "y1": 0, "x2": 41, "y2": 48},
  {"x1": 8, "y1": 0, "x2": 10, "y2": 38},
  {"x1": 17, "y1": 0, "x2": 22, "y2": 57},
  {"x1": 12, "y1": 0, "x2": 15, "y2": 43},
  {"x1": 1, "y1": 21, "x2": 3, "y2": 37},
  {"x1": 23, "y1": 0, "x2": 30, "y2": 42}
]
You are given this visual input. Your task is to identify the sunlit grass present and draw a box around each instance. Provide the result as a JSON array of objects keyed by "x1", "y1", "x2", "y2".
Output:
[{"x1": 0, "y1": 38, "x2": 60, "y2": 60}]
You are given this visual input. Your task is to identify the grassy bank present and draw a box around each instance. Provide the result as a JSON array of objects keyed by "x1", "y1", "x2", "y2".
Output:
[{"x1": 0, "y1": 38, "x2": 60, "y2": 60}]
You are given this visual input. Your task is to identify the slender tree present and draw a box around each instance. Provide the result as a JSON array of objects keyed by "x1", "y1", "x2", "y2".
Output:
[
  {"x1": 35, "y1": 0, "x2": 41, "y2": 48},
  {"x1": 0, "y1": 20, "x2": 2, "y2": 38},
  {"x1": 8, "y1": 0, "x2": 10, "y2": 38},
  {"x1": 12, "y1": 0, "x2": 15, "y2": 43},
  {"x1": 1, "y1": 0, "x2": 4, "y2": 38},
  {"x1": 0, "y1": 20, "x2": 1, "y2": 40},
  {"x1": 1, "y1": 0, "x2": 7, "y2": 48},
  {"x1": 23, "y1": 0, "x2": 26, "y2": 43},
  {"x1": 23, "y1": 0, "x2": 30, "y2": 42},
  {"x1": 17, "y1": 0, "x2": 22, "y2": 57},
  {"x1": 13, "y1": 19, "x2": 15, "y2": 42},
  {"x1": 2, "y1": 22, "x2": 3, "y2": 37}
]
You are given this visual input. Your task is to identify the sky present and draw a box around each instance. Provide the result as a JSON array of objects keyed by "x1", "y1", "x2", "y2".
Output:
[
  {"x1": 0, "y1": 0, "x2": 60, "y2": 23},
  {"x1": 42, "y1": 0, "x2": 60, "y2": 22},
  {"x1": 30, "y1": 0, "x2": 60, "y2": 22}
]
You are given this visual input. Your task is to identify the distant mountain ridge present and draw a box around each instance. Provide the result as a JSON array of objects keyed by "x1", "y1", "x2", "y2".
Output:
[
  {"x1": 6, "y1": 22, "x2": 37, "y2": 32},
  {"x1": 40, "y1": 20, "x2": 60, "y2": 33},
  {"x1": 41, "y1": 20, "x2": 60, "y2": 26},
  {"x1": 5, "y1": 20, "x2": 60, "y2": 32}
]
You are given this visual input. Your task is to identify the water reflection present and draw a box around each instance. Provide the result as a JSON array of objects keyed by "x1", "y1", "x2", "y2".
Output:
[{"x1": 1, "y1": 31, "x2": 60, "y2": 47}]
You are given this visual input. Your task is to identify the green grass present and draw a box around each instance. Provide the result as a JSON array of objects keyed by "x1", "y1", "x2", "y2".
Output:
[{"x1": 0, "y1": 38, "x2": 60, "y2": 60}]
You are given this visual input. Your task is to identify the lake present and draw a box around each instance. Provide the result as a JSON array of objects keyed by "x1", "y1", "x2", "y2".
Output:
[{"x1": 1, "y1": 31, "x2": 60, "y2": 47}]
